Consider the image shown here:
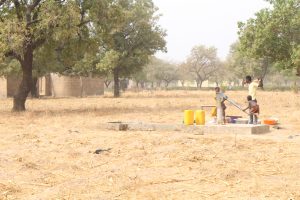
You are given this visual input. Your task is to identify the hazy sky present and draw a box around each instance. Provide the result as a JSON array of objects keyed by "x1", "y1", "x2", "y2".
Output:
[{"x1": 152, "y1": 0, "x2": 270, "y2": 62}]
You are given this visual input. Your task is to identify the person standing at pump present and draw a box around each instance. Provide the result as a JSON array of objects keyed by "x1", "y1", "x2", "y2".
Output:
[
  {"x1": 244, "y1": 75, "x2": 262, "y2": 103},
  {"x1": 215, "y1": 87, "x2": 228, "y2": 124}
]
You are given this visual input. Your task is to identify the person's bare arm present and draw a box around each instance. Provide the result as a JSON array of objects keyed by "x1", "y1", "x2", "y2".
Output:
[
  {"x1": 253, "y1": 79, "x2": 262, "y2": 87},
  {"x1": 243, "y1": 106, "x2": 249, "y2": 111}
]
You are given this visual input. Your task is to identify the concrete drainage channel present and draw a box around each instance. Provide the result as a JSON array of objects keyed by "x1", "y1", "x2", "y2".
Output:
[{"x1": 99, "y1": 122, "x2": 270, "y2": 135}]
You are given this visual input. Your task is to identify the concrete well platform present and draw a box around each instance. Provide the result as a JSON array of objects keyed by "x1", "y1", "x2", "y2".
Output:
[{"x1": 99, "y1": 122, "x2": 270, "y2": 135}]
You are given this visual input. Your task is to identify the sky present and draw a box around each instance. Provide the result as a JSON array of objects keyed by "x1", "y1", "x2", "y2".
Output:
[{"x1": 152, "y1": 0, "x2": 270, "y2": 62}]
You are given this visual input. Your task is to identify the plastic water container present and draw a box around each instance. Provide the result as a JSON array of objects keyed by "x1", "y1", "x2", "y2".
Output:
[
  {"x1": 184, "y1": 110, "x2": 194, "y2": 125},
  {"x1": 195, "y1": 110, "x2": 205, "y2": 125},
  {"x1": 211, "y1": 107, "x2": 217, "y2": 117}
]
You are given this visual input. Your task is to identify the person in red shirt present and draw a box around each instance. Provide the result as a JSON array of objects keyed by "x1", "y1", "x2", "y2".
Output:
[{"x1": 243, "y1": 95, "x2": 260, "y2": 124}]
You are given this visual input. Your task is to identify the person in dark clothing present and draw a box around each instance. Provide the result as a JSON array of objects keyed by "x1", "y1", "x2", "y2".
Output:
[{"x1": 243, "y1": 95, "x2": 260, "y2": 124}]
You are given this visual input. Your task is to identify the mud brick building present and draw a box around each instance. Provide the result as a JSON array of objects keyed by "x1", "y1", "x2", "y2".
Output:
[{"x1": 0, "y1": 74, "x2": 104, "y2": 98}]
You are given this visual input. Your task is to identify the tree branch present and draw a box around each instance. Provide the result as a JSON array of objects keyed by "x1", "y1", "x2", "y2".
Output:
[
  {"x1": 78, "y1": 20, "x2": 91, "y2": 27},
  {"x1": 5, "y1": 51, "x2": 23, "y2": 63},
  {"x1": 26, "y1": 0, "x2": 42, "y2": 23},
  {"x1": 29, "y1": 0, "x2": 42, "y2": 10},
  {"x1": 32, "y1": 37, "x2": 46, "y2": 49},
  {"x1": 27, "y1": 19, "x2": 42, "y2": 26},
  {"x1": 13, "y1": 0, "x2": 23, "y2": 21}
]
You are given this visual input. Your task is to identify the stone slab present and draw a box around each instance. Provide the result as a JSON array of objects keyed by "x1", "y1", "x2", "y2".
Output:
[{"x1": 99, "y1": 122, "x2": 270, "y2": 135}]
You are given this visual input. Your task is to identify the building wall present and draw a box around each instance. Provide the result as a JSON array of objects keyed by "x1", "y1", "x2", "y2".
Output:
[
  {"x1": 0, "y1": 77, "x2": 7, "y2": 98},
  {"x1": 50, "y1": 74, "x2": 104, "y2": 97},
  {"x1": 38, "y1": 75, "x2": 52, "y2": 96},
  {"x1": 80, "y1": 76, "x2": 104, "y2": 96},
  {"x1": 0, "y1": 74, "x2": 104, "y2": 98},
  {"x1": 7, "y1": 76, "x2": 21, "y2": 97}
]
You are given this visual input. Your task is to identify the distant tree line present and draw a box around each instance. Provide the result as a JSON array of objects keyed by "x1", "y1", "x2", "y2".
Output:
[{"x1": 125, "y1": 0, "x2": 300, "y2": 90}]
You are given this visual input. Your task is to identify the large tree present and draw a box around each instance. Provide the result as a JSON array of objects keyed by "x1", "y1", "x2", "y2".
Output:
[
  {"x1": 238, "y1": 0, "x2": 300, "y2": 76},
  {"x1": 226, "y1": 42, "x2": 271, "y2": 84},
  {"x1": 93, "y1": 0, "x2": 166, "y2": 97},
  {"x1": 186, "y1": 45, "x2": 220, "y2": 88},
  {"x1": 0, "y1": 0, "x2": 83, "y2": 111}
]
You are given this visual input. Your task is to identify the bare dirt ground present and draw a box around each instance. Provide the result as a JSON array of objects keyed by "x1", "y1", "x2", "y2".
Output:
[{"x1": 0, "y1": 90, "x2": 300, "y2": 200}]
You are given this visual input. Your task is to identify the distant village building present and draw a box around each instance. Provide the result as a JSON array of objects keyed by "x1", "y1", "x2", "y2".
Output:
[
  {"x1": 0, "y1": 76, "x2": 21, "y2": 98},
  {"x1": 0, "y1": 74, "x2": 104, "y2": 98},
  {"x1": 0, "y1": 77, "x2": 7, "y2": 98}
]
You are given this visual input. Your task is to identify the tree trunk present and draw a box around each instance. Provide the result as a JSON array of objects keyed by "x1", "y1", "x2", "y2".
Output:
[
  {"x1": 141, "y1": 82, "x2": 145, "y2": 89},
  {"x1": 165, "y1": 82, "x2": 169, "y2": 88},
  {"x1": 180, "y1": 80, "x2": 185, "y2": 87},
  {"x1": 30, "y1": 77, "x2": 39, "y2": 98},
  {"x1": 113, "y1": 68, "x2": 120, "y2": 97},
  {"x1": 199, "y1": 80, "x2": 203, "y2": 88},
  {"x1": 196, "y1": 79, "x2": 203, "y2": 88},
  {"x1": 13, "y1": 65, "x2": 33, "y2": 111},
  {"x1": 120, "y1": 79, "x2": 127, "y2": 92},
  {"x1": 157, "y1": 81, "x2": 161, "y2": 87},
  {"x1": 104, "y1": 80, "x2": 111, "y2": 88},
  {"x1": 79, "y1": 76, "x2": 84, "y2": 97},
  {"x1": 259, "y1": 58, "x2": 269, "y2": 90}
]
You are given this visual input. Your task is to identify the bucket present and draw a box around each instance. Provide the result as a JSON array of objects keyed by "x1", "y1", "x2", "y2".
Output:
[
  {"x1": 195, "y1": 110, "x2": 205, "y2": 125},
  {"x1": 263, "y1": 119, "x2": 277, "y2": 125},
  {"x1": 184, "y1": 110, "x2": 194, "y2": 125},
  {"x1": 227, "y1": 116, "x2": 242, "y2": 123},
  {"x1": 211, "y1": 107, "x2": 217, "y2": 117}
]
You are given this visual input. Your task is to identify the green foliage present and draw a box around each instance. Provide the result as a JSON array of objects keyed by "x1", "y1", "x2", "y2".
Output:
[
  {"x1": 226, "y1": 42, "x2": 270, "y2": 80},
  {"x1": 0, "y1": 0, "x2": 166, "y2": 79},
  {"x1": 0, "y1": 58, "x2": 21, "y2": 76},
  {"x1": 238, "y1": 0, "x2": 300, "y2": 75},
  {"x1": 92, "y1": 0, "x2": 167, "y2": 77},
  {"x1": 96, "y1": 50, "x2": 120, "y2": 73},
  {"x1": 0, "y1": 0, "x2": 86, "y2": 76},
  {"x1": 132, "y1": 69, "x2": 147, "y2": 83}
]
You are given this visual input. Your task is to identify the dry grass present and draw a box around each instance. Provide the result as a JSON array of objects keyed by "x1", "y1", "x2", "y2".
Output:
[{"x1": 0, "y1": 90, "x2": 300, "y2": 199}]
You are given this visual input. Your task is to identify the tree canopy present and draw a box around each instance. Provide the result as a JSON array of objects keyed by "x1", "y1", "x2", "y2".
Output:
[
  {"x1": 185, "y1": 45, "x2": 220, "y2": 88},
  {"x1": 0, "y1": 0, "x2": 89, "y2": 110},
  {"x1": 0, "y1": 0, "x2": 166, "y2": 110},
  {"x1": 238, "y1": 0, "x2": 300, "y2": 76},
  {"x1": 93, "y1": 0, "x2": 166, "y2": 97},
  {"x1": 226, "y1": 42, "x2": 270, "y2": 83}
]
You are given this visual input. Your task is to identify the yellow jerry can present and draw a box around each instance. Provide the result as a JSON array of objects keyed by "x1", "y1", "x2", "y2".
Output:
[
  {"x1": 184, "y1": 110, "x2": 194, "y2": 125},
  {"x1": 211, "y1": 107, "x2": 217, "y2": 117},
  {"x1": 195, "y1": 110, "x2": 205, "y2": 125}
]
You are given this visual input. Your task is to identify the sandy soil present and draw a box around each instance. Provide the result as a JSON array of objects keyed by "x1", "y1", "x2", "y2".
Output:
[{"x1": 0, "y1": 90, "x2": 300, "y2": 200}]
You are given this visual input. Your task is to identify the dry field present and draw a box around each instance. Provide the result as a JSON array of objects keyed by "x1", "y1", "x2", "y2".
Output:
[{"x1": 0, "y1": 90, "x2": 300, "y2": 200}]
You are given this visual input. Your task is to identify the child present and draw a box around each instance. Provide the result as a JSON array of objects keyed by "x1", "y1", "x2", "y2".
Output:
[
  {"x1": 243, "y1": 95, "x2": 260, "y2": 124},
  {"x1": 215, "y1": 87, "x2": 227, "y2": 124},
  {"x1": 244, "y1": 76, "x2": 263, "y2": 102}
]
